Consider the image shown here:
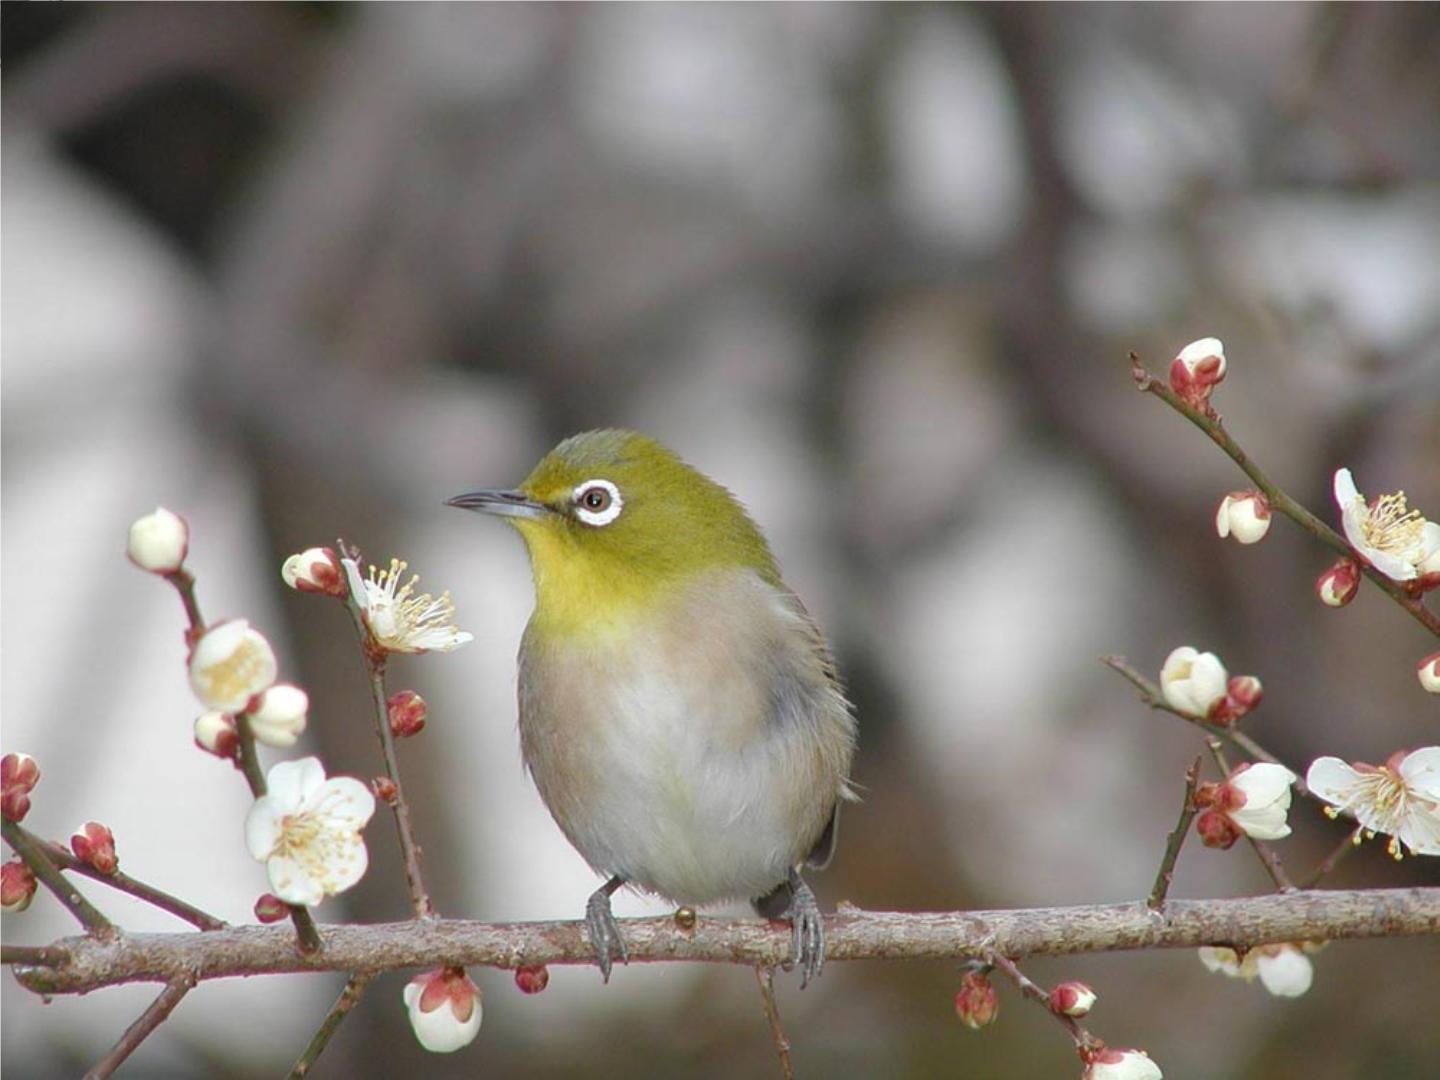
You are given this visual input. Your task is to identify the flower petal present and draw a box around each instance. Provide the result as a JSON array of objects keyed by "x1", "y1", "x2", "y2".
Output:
[
  {"x1": 244, "y1": 798, "x2": 284, "y2": 860},
  {"x1": 267, "y1": 854, "x2": 324, "y2": 907},
  {"x1": 1398, "y1": 747, "x2": 1440, "y2": 798},
  {"x1": 1256, "y1": 948, "x2": 1312, "y2": 997},
  {"x1": 308, "y1": 777, "x2": 377, "y2": 831},
  {"x1": 1304, "y1": 757, "x2": 1363, "y2": 803},
  {"x1": 266, "y1": 757, "x2": 327, "y2": 809}
]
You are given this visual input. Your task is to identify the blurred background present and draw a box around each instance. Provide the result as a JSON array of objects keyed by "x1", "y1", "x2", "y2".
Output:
[{"x1": 3, "y1": 4, "x2": 1438, "y2": 1078}]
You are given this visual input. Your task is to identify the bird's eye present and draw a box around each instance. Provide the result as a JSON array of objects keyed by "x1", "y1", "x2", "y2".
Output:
[{"x1": 572, "y1": 479, "x2": 623, "y2": 526}]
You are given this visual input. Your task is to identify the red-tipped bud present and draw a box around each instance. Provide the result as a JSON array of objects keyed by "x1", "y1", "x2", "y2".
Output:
[
  {"x1": 70, "y1": 822, "x2": 118, "y2": 875},
  {"x1": 372, "y1": 776, "x2": 398, "y2": 804},
  {"x1": 405, "y1": 967, "x2": 483, "y2": 1053},
  {"x1": 194, "y1": 711, "x2": 240, "y2": 760},
  {"x1": 281, "y1": 547, "x2": 347, "y2": 598},
  {"x1": 1169, "y1": 337, "x2": 1227, "y2": 414},
  {"x1": 388, "y1": 690, "x2": 428, "y2": 739},
  {"x1": 2, "y1": 859, "x2": 38, "y2": 913},
  {"x1": 1195, "y1": 809, "x2": 1241, "y2": 850},
  {"x1": 254, "y1": 893, "x2": 290, "y2": 923},
  {"x1": 514, "y1": 965, "x2": 550, "y2": 994},
  {"x1": 1, "y1": 753, "x2": 40, "y2": 823},
  {"x1": 1082, "y1": 1047, "x2": 1163, "y2": 1080},
  {"x1": 1417, "y1": 652, "x2": 1440, "y2": 695},
  {"x1": 1215, "y1": 491, "x2": 1271, "y2": 545},
  {"x1": 954, "y1": 970, "x2": 999, "y2": 1029},
  {"x1": 1209, "y1": 674, "x2": 1264, "y2": 726},
  {"x1": 1315, "y1": 559, "x2": 1360, "y2": 608},
  {"x1": 1049, "y1": 981, "x2": 1097, "y2": 1017}
]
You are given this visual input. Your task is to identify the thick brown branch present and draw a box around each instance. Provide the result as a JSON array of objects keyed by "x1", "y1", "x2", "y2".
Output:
[{"x1": 13, "y1": 889, "x2": 1438, "y2": 996}]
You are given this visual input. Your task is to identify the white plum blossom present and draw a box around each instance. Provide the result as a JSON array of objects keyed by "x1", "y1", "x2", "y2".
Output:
[
  {"x1": 189, "y1": 619, "x2": 277, "y2": 712},
  {"x1": 1199, "y1": 943, "x2": 1314, "y2": 997},
  {"x1": 126, "y1": 507, "x2": 189, "y2": 573},
  {"x1": 1159, "y1": 647, "x2": 1229, "y2": 718},
  {"x1": 247, "y1": 684, "x2": 309, "y2": 748},
  {"x1": 1224, "y1": 763, "x2": 1298, "y2": 840},
  {"x1": 244, "y1": 757, "x2": 375, "y2": 906},
  {"x1": 1084, "y1": 1048, "x2": 1163, "y2": 1080},
  {"x1": 1333, "y1": 468, "x2": 1440, "y2": 583},
  {"x1": 404, "y1": 967, "x2": 483, "y2": 1053},
  {"x1": 1306, "y1": 748, "x2": 1440, "y2": 859},
  {"x1": 342, "y1": 557, "x2": 473, "y2": 655},
  {"x1": 1215, "y1": 491, "x2": 1271, "y2": 545}
]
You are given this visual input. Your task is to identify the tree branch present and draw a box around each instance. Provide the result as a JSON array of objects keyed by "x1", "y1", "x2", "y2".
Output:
[
  {"x1": 11, "y1": 889, "x2": 1437, "y2": 996},
  {"x1": 754, "y1": 966, "x2": 795, "y2": 1080},
  {"x1": 1147, "y1": 759, "x2": 1201, "y2": 909},
  {"x1": 3, "y1": 818, "x2": 115, "y2": 939},
  {"x1": 84, "y1": 975, "x2": 194, "y2": 1080}
]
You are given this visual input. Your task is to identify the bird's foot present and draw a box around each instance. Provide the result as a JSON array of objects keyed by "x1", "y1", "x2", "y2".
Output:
[
  {"x1": 585, "y1": 876, "x2": 627, "y2": 982},
  {"x1": 786, "y1": 868, "x2": 824, "y2": 989}
]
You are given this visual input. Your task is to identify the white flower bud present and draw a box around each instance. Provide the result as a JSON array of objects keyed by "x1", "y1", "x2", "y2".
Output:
[
  {"x1": 281, "y1": 548, "x2": 346, "y2": 597},
  {"x1": 1159, "y1": 647, "x2": 1229, "y2": 718},
  {"x1": 189, "y1": 619, "x2": 278, "y2": 712},
  {"x1": 404, "y1": 968, "x2": 483, "y2": 1053},
  {"x1": 1221, "y1": 762, "x2": 1298, "y2": 840},
  {"x1": 1254, "y1": 944, "x2": 1314, "y2": 998},
  {"x1": 193, "y1": 711, "x2": 238, "y2": 758},
  {"x1": 1215, "y1": 491, "x2": 1271, "y2": 545},
  {"x1": 1085, "y1": 1048, "x2": 1163, "y2": 1080},
  {"x1": 1175, "y1": 337, "x2": 1226, "y2": 379},
  {"x1": 248, "y1": 684, "x2": 309, "y2": 748},
  {"x1": 1418, "y1": 653, "x2": 1440, "y2": 695},
  {"x1": 126, "y1": 507, "x2": 189, "y2": 573}
]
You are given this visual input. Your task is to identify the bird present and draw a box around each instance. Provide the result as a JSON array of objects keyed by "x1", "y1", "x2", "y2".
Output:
[{"x1": 447, "y1": 429, "x2": 856, "y2": 986}]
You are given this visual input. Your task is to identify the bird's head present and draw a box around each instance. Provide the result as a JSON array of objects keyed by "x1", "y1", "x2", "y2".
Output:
[{"x1": 448, "y1": 430, "x2": 779, "y2": 633}]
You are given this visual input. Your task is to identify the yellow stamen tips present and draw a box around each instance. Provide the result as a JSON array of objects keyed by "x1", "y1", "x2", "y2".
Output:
[
  {"x1": 1387, "y1": 836, "x2": 1403, "y2": 860},
  {"x1": 1323, "y1": 806, "x2": 1340, "y2": 819},
  {"x1": 1351, "y1": 831, "x2": 1363, "y2": 845},
  {"x1": 1363, "y1": 491, "x2": 1425, "y2": 554}
]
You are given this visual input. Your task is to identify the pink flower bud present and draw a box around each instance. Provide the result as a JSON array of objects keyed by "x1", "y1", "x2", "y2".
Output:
[
  {"x1": 70, "y1": 822, "x2": 118, "y2": 875},
  {"x1": 194, "y1": 712, "x2": 239, "y2": 760},
  {"x1": 1418, "y1": 652, "x2": 1440, "y2": 695},
  {"x1": 1210, "y1": 675, "x2": 1264, "y2": 726},
  {"x1": 1, "y1": 753, "x2": 40, "y2": 823},
  {"x1": 1169, "y1": 337, "x2": 1226, "y2": 414},
  {"x1": 514, "y1": 965, "x2": 550, "y2": 994},
  {"x1": 1083, "y1": 1047, "x2": 1163, "y2": 1080},
  {"x1": 1049, "y1": 981, "x2": 1096, "y2": 1017},
  {"x1": 388, "y1": 690, "x2": 428, "y2": 739},
  {"x1": 2, "y1": 859, "x2": 38, "y2": 913},
  {"x1": 372, "y1": 776, "x2": 398, "y2": 804},
  {"x1": 1315, "y1": 559, "x2": 1360, "y2": 608},
  {"x1": 405, "y1": 967, "x2": 483, "y2": 1053},
  {"x1": 281, "y1": 547, "x2": 347, "y2": 598},
  {"x1": 1215, "y1": 491, "x2": 1271, "y2": 545},
  {"x1": 254, "y1": 893, "x2": 290, "y2": 923},
  {"x1": 954, "y1": 970, "x2": 999, "y2": 1029},
  {"x1": 127, "y1": 507, "x2": 189, "y2": 574},
  {"x1": 1196, "y1": 809, "x2": 1241, "y2": 850}
]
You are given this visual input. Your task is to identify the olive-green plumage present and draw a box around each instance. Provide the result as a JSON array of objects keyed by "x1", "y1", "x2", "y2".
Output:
[{"x1": 449, "y1": 429, "x2": 856, "y2": 984}]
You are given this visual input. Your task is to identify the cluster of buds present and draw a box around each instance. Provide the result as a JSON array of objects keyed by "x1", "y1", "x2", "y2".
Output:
[
  {"x1": 2, "y1": 753, "x2": 40, "y2": 822},
  {"x1": 1158, "y1": 648, "x2": 1262, "y2": 726},
  {"x1": 1193, "y1": 763, "x2": 1297, "y2": 850},
  {"x1": 1215, "y1": 490, "x2": 1271, "y2": 545},
  {"x1": 1168, "y1": 337, "x2": 1226, "y2": 415},
  {"x1": 126, "y1": 507, "x2": 189, "y2": 575},
  {"x1": 70, "y1": 822, "x2": 119, "y2": 875},
  {"x1": 953, "y1": 969, "x2": 999, "y2": 1029},
  {"x1": 388, "y1": 690, "x2": 428, "y2": 739},
  {"x1": 1082, "y1": 1047, "x2": 1163, "y2": 1080},
  {"x1": 404, "y1": 967, "x2": 483, "y2": 1053},
  {"x1": 2, "y1": 859, "x2": 38, "y2": 913}
]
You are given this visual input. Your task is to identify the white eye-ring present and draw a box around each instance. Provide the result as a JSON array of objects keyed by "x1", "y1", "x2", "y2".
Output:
[{"x1": 573, "y1": 479, "x2": 623, "y2": 527}]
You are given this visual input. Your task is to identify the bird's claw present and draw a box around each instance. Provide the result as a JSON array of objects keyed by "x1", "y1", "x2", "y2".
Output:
[
  {"x1": 585, "y1": 883, "x2": 627, "y2": 982},
  {"x1": 787, "y1": 870, "x2": 824, "y2": 989}
]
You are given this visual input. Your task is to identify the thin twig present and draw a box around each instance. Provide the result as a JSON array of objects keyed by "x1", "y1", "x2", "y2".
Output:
[
  {"x1": 17, "y1": 826, "x2": 226, "y2": 931},
  {"x1": 13, "y1": 889, "x2": 1437, "y2": 996},
  {"x1": 3, "y1": 818, "x2": 114, "y2": 938},
  {"x1": 163, "y1": 569, "x2": 206, "y2": 640},
  {"x1": 2, "y1": 944, "x2": 67, "y2": 966},
  {"x1": 754, "y1": 966, "x2": 796, "y2": 1080},
  {"x1": 288, "y1": 973, "x2": 373, "y2": 1078},
  {"x1": 1206, "y1": 740, "x2": 1296, "y2": 893},
  {"x1": 1302, "y1": 825, "x2": 1364, "y2": 889},
  {"x1": 985, "y1": 951, "x2": 1100, "y2": 1052},
  {"x1": 84, "y1": 975, "x2": 195, "y2": 1080},
  {"x1": 1148, "y1": 758, "x2": 1202, "y2": 909},
  {"x1": 1128, "y1": 352, "x2": 1440, "y2": 637}
]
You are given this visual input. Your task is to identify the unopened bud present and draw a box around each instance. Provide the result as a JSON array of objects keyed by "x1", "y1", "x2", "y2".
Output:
[
  {"x1": 70, "y1": 822, "x2": 118, "y2": 875},
  {"x1": 281, "y1": 547, "x2": 347, "y2": 598},
  {"x1": 1215, "y1": 491, "x2": 1271, "y2": 545},
  {"x1": 1195, "y1": 809, "x2": 1241, "y2": 850},
  {"x1": 405, "y1": 967, "x2": 483, "y2": 1053},
  {"x1": 1417, "y1": 652, "x2": 1440, "y2": 695},
  {"x1": 248, "y1": 684, "x2": 309, "y2": 748},
  {"x1": 1210, "y1": 674, "x2": 1263, "y2": 726},
  {"x1": 514, "y1": 965, "x2": 550, "y2": 994},
  {"x1": 1049, "y1": 981, "x2": 1096, "y2": 1017},
  {"x1": 372, "y1": 776, "x2": 398, "y2": 804},
  {"x1": 1315, "y1": 559, "x2": 1360, "y2": 608},
  {"x1": 388, "y1": 690, "x2": 428, "y2": 739},
  {"x1": 1083, "y1": 1047, "x2": 1164, "y2": 1080},
  {"x1": 954, "y1": 970, "x2": 999, "y2": 1029},
  {"x1": 194, "y1": 711, "x2": 239, "y2": 760},
  {"x1": 1159, "y1": 647, "x2": 1229, "y2": 719},
  {"x1": 127, "y1": 506, "x2": 189, "y2": 574},
  {"x1": 1, "y1": 753, "x2": 41, "y2": 823},
  {"x1": 1, "y1": 859, "x2": 38, "y2": 913},
  {"x1": 254, "y1": 893, "x2": 290, "y2": 923},
  {"x1": 1169, "y1": 337, "x2": 1226, "y2": 413}
]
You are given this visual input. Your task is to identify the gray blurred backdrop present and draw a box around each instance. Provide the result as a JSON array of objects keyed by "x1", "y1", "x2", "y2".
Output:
[{"x1": 3, "y1": 4, "x2": 1438, "y2": 1078}]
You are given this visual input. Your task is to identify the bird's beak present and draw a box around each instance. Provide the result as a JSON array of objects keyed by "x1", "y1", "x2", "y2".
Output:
[{"x1": 445, "y1": 489, "x2": 551, "y2": 520}]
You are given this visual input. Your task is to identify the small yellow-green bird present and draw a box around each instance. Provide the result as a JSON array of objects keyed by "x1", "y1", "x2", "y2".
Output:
[{"x1": 448, "y1": 429, "x2": 856, "y2": 985}]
